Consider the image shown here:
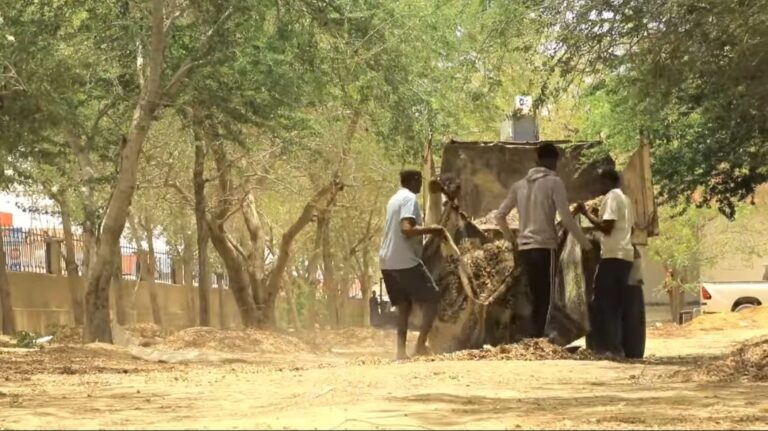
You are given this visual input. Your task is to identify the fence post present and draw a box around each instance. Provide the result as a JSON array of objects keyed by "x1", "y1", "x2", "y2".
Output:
[
  {"x1": 171, "y1": 258, "x2": 184, "y2": 285},
  {"x1": 45, "y1": 239, "x2": 63, "y2": 275},
  {"x1": 136, "y1": 251, "x2": 151, "y2": 281}
]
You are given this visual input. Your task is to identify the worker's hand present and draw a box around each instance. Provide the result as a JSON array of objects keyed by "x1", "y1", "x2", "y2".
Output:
[
  {"x1": 574, "y1": 202, "x2": 587, "y2": 215},
  {"x1": 580, "y1": 240, "x2": 594, "y2": 251},
  {"x1": 429, "y1": 225, "x2": 449, "y2": 239}
]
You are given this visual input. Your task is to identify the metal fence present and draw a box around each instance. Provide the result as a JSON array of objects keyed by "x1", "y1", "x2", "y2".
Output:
[
  {"x1": 1, "y1": 226, "x2": 200, "y2": 286},
  {"x1": 1, "y1": 227, "x2": 49, "y2": 274},
  {"x1": 117, "y1": 243, "x2": 173, "y2": 284}
]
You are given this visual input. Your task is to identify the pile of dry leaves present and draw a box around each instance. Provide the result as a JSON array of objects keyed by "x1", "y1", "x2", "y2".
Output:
[
  {"x1": 682, "y1": 338, "x2": 768, "y2": 382},
  {"x1": 415, "y1": 338, "x2": 596, "y2": 362},
  {"x1": 159, "y1": 327, "x2": 312, "y2": 355}
]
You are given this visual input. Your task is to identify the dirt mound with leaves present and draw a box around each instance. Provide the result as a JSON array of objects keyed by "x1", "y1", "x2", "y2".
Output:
[
  {"x1": 677, "y1": 337, "x2": 768, "y2": 382},
  {"x1": 427, "y1": 240, "x2": 524, "y2": 353},
  {"x1": 350, "y1": 339, "x2": 598, "y2": 365},
  {"x1": 684, "y1": 306, "x2": 768, "y2": 331},
  {"x1": 0, "y1": 334, "x2": 14, "y2": 348},
  {"x1": 43, "y1": 324, "x2": 84, "y2": 344},
  {"x1": 0, "y1": 343, "x2": 166, "y2": 380},
  {"x1": 298, "y1": 327, "x2": 398, "y2": 353},
  {"x1": 441, "y1": 241, "x2": 517, "y2": 311},
  {"x1": 159, "y1": 327, "x2": 313, "y2": 355},
  {"x1": 416, "y1": 338, "x2": 597, "y2": 362},
  {"x1": 127, "y1": 323, "x2": 171, "y2": 338}
]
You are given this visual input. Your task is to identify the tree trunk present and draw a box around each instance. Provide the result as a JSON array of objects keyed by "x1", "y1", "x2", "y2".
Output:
[
  {"x1": 192, "y1": 107, "x2": 211, "y2": 326},
  {"x1": 143, "y1": 221, "x2": 163, "y2": 326},
  {"x1": 197, "y1": 232, "x2": 211, "y2": 327},
  {"x1": 208, "y1": 180, "x2": 343, "y2": 328},
  {"x1": 204, "y1": 128, "x2": 344, "y2": 328},
  {"x1": 81, "y1": 229, "x2": 97, "y2": 282},
  {"x1": 181, "y1": 235, "x2": 197, "y2": 327},
  {"x1": 305, "y1": 220, "x2": 324, "y2": 328},
  {"x1": 216, "y1": 272, "x2": 226, "y2": 328},
  {"x1": 111, "y1": 244, "x2": 129, "y2": 326},
  {"x1": 319, "y1": 211, "x2": 341, "y2": 328},
  {"x1": 0, "y1": 238, "x2": 16, "y2": 335},
  {"x1": 284, "y1": 275, "x2": 301, "y2": 330},
  {"x1": 360, "y1": 245, "x2": 372, "y2": 327},
  {"x1": 83, "y1": 0, "x2": 166, "y2": 342},
  {"x1": 60, "y1": 199, "x2": 85, "y2": 326},
  {"x1": 669, "y1": 284, "x2": 683, "y2": 324}
]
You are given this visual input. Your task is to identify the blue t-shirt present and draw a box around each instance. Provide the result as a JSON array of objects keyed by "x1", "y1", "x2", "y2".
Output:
[{"x1": 379, "y1": 188, "x2": 423, "y2": 270}]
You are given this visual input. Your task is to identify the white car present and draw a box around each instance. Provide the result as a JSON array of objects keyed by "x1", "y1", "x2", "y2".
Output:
[{"x1": 700, "y1": 281, "x2": 768, "y2": 313}]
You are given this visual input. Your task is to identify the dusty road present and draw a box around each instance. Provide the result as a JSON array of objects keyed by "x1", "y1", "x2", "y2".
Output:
[{"x1": 2, "y1": 317, "x2": 768, "y2": 430}]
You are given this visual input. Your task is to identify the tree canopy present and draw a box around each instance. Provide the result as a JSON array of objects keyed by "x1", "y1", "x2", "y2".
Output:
[
  {"x1": 540, "y1": 0, "x2": 768, "y2": 218},
  {"x1": 1, "y1": 0, "x2": 766, "y2": 334}
]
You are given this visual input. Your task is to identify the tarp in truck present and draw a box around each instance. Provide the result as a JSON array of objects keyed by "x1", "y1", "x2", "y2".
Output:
[
  {"x1": 423, "y1": 139, "x2": 657, "y2": 353},
  {"x1": 438, "y1": 139, "x2": 658, "y2": 244},
  {"x1": 439, "y1": 140, "x2": 613, "y2": 219}
]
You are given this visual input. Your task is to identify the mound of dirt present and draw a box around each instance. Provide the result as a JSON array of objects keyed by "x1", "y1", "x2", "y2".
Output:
[
  {"x1": 127, "y1": 323, "x2": 170, "y2": 339},
  {"x1": 160, "y1": 327, "x2": 313, "y2": 355},
  {"x1": 437, "y1": 241, "x2": 515, "y2": 323},
  {"x1": 685, "y1": 306, "x2": 768, "y2": 332},
  {"x1": 298, "y1": 327, "x2": 396, "y2": 353},
  {"x1": 682, "y1": 338, "x2": 768, "y2": 382},
  {"x1": 44, "y1": 324, "x2": 83, "y2": 344},
  {"x1": 0, "y1": 344, "x2": 165, "y2": 380},
  {"x1": 349, "y1": 339, "x2": 599, "y2": 365},
  {"x1": 346, "y1": 356, "x2": 393, "y2": 366},
  {"x1": 416, "y1": 339, "x2": 598, "y2": 362},
  {"x1": 472, "y1": 199, "x2": 601, "y2": 231},
  {"x1": 0, "y1": 334, "x2": 14, "y2": 348}
]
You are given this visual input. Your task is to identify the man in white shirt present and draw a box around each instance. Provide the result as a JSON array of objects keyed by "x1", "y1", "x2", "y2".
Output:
[
  {"x1": 577, "y1": 168, "x2": 635, "y2": 355},
  {"x1": 379, "y1": 170, "x2": 446, "y2": 360},
  {"x1": 495, "y1": 143, "x2": 593, "y2": 337}
]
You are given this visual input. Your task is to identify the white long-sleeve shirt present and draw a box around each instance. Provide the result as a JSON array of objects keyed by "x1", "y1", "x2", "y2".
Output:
[{"x1": 495, "y1": 167, "x2": 591, "y2": 250}]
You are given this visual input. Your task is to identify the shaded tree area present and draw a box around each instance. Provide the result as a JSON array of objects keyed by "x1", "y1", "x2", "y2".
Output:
[
  {"x1": 2, "y1": 0, "x2": 765, "y2": 338},
  {"x1": 538, "y1": 0, "x2": 768, "y2": 218}
]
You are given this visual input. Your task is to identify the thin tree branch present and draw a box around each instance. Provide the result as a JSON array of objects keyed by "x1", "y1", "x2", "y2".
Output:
[{"x1": 163, "y1": 7, "x2": 234, "y2": 98}]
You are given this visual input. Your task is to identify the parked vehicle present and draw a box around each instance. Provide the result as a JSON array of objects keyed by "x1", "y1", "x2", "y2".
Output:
[{"x1": 699, "y1": 281, "x2": 768, "y2": 313}]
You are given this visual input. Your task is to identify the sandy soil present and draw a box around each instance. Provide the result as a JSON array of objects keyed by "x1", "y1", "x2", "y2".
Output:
[{"x1": 3, "y1": 312, "x2": 768, "y2": 429}]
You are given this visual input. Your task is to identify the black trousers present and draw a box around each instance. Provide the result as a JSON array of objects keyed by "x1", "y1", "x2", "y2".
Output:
[
  {"x1": 621, "y1": 284, "x2": 646, "y2": 359},
  {"x1": 588, "y1": 258, "x2": 633, "y2": 354},
  {"x1": 519, "y1": 248, "x2": 556, "y2": 338}
]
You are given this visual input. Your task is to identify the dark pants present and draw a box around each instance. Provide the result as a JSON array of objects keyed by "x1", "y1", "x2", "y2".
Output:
[
  {"x1": 519, "y1": 248, "x2": 556, "y2": 338},
  {"x1": 621, "y1": 284, "x2": 646, "y2": 359},
  {"x1": 588, "y1": 258, "x2": 633, "y2": 354},
  {"x1": 381, "y1": 263, "x2": 440, "y2": 359}
]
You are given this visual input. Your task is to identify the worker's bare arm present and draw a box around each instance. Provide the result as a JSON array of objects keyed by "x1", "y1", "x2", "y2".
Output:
[
  {"x1": 553, "y1": 181, "x2": 592, "y2": 250},
  {"x1": 495, "y1": 183, "x2": 518, "y2": 242},
  {"x1": 577, "y1": 203, "x2": 615, "y2": 235},
  {"x1": 400, "y1": 218, "x2": 446, "y2": 238}
]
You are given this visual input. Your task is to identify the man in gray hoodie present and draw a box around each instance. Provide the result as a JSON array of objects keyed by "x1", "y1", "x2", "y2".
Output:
[{"x1": 495, "y1": 143, "x2": 593, "y2": 337}]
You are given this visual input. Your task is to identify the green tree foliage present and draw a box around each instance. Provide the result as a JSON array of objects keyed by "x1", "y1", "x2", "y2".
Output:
[
  {"x1": 9, "y1": 0, "x2": 765, "y2": 332},
  {"x1": 650, "y1": 203, "x2": 768, "y2": 288},
  {"x1": 541, "y1": 0, "x2": 768, "y2": 218}
]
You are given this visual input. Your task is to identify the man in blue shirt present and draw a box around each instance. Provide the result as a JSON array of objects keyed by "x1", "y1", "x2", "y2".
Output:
[{"x1": 379, "y1": 169, "x2": 446, "y2": 360}]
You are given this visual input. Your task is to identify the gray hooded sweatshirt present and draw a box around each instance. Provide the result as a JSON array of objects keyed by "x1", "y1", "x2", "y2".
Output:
[{"x1": 495, "y1": 167, "x2": 591, "y2": 250}]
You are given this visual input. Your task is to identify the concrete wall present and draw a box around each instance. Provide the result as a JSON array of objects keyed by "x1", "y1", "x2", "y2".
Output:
[
  {"x1": 7, "y1": 271, "x2": 367, "y2": 334},
  {"x1": 8, "y1": 272, "x2": 242, "y2": 333}
]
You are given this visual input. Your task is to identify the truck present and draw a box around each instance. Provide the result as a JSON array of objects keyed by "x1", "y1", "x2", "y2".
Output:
[
  {"x1": 700, "y1": 281, "x2": 768, "y2": 313},
  {"x1": 421, "y1": 136, "x2": 658, "y2": 355}
]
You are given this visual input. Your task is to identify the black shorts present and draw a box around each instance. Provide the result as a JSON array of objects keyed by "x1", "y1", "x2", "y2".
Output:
[{"x1": 381, "y1": 263, "x2": 440, "y2": 306}]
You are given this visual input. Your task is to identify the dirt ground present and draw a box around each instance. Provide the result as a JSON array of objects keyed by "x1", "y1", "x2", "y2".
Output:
[{"x1": 3, "y1": 312, "x2": 768, "y2": 430}]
